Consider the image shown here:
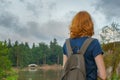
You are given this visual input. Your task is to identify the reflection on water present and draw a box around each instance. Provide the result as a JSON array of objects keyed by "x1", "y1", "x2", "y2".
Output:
[{"x1": 18, "y1": 69, "x2": 62, "y2": 80}]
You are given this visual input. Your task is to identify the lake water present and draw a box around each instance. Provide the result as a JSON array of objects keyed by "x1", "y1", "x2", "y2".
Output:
[{"x1": 18, "y1": 69, "x2": 62, "y2": 80}]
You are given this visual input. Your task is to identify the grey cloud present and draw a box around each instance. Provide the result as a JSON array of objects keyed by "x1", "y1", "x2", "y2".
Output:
[
  {"x1": 15, "y1": 26, "x2": 29, "y2": 37},
  {"x1": 25, "y1": 21, "x2": 49, "y2": 40},
  {"x1": 0, "y1": 0, "x2": 5, "y2": 3},
  {"x1": 39, "y1": 20, "x2": 68, "y2": 39},
  {"x1": 27, "y1": 21, "x2": 39, "y2": 28},
  {"x1": 48, "y1": 2, "x2": 56, "y2": 10},
  {"x1": 0, "y1": 0, "x2": 67, "y2": 44},
  {"x1": 0, "y1": 11, "x2": 19, "y2": 28},
  {"x1": 0, "y1": 11, "x2": 30, "y2": 38},
  {"x1": 23, "y1": 0, "x2": 56, "y2": 18},
  {"x1": 0, "y1": 0, "x2": 9, "y2": 4},
  {"x1": 64, "y1": 11, "x2": 77, "y2": 21},
  {"x1": 0, "y1": 0, "x2": 12, "y2": 9},
  {"x1": 20, "y1": 0, "x2": 44, "y2": 17},
  {"x1": 26, "y1": 1, "x2": 43, "y2": 16},
  {"x1": 26, "y1": 20, "x2": 68, "y2": 41},
  {"x1": 96, "y1": 0, "x2": 120, "y2": 19},
  {"x1": 19, "y1": 0, "x2": 25, "y2": 2},
  {"x1": 0, "y1": 10, "x2": 67, "y2": 41}
]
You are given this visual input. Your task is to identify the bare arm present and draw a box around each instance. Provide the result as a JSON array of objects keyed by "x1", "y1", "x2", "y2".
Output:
[
  {"x1": 95, "y1": 54, "x2": 107, "y2": 80},
  {"x1": 63, "y1": 54, "x2": 68, "y2": 68}
]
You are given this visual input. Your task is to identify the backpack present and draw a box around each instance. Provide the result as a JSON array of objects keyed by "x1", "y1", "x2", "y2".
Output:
[{"x1": 61, "y1": 38, "x2": 94, "y2": 80}]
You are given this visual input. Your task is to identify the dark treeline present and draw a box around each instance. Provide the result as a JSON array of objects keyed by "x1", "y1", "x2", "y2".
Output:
[{"x1": 0, "y1": 38, "x2": 63, "y2": 69}]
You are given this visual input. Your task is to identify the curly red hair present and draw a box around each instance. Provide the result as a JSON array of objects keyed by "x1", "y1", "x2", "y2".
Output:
[{"x1": 70, "y1": 11, "x2": 94, "y2": 38}]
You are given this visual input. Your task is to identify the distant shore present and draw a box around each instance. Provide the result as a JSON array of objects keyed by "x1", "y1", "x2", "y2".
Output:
[
  {"x1": 38, "y1": 64, "x2": 63, "y2": 70},
  {"x1": 13, "y1": 64, "x2": 63, "y2": 71}
]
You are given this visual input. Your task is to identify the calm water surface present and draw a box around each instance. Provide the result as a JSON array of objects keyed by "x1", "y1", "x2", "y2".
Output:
[{"x1": 18, "y1": 69, "x2": 62, "y2": 80}]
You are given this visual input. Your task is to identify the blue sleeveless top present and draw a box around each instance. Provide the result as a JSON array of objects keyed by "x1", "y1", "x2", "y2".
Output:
[{"x1": 63, "y1": 37, "x2": 103, "y2": 80}]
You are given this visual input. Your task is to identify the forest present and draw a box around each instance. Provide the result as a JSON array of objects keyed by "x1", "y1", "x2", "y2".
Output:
[{"x1": 0, "y1": 38, "x2": 63, "y2": 79}]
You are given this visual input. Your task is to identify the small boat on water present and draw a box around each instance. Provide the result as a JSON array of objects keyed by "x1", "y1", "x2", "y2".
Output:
[{"x1": 28, "y1": 64, "x2": 38, "y2": 71}]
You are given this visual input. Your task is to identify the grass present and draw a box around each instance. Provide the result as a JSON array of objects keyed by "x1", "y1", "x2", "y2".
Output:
[{"x1": 5, "y1": 68, "x2": 18, "y2": 80}]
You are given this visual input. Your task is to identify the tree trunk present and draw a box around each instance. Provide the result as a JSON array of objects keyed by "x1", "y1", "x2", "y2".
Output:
[
  {"x1": 43, "y1": 54, "x2": 46, "y2": 64},
  {"x1": 17, "y1": 54, "x2": 19, "y2": 68},
  {"x1": 57, "y1": 55, "x2": 59, "y2": 64}
]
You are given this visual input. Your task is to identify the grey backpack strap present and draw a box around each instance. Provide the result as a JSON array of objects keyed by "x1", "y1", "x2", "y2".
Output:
[
  {"x1": 78, "y1": 37, "x2": 94, "y2": 54},
  {"x1": 66, "y1": 38, "x2": 73, "y2": 57}
]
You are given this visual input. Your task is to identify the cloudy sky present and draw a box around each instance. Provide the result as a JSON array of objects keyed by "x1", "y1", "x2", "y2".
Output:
[{"x1": 0, "y1": 0, "x2": 120, "y2": 46}]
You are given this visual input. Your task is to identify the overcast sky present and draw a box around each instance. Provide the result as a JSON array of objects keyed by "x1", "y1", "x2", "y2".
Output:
[{"x1": 0, "y1": 0, "x2": 120, "y2": 46}]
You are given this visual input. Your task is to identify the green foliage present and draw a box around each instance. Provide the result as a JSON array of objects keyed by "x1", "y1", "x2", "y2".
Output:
[
  {"x1": 0, "y1": 41, "x2": 11, "y2": 79},
  {"x1": 111, "y1": 73, "x2": 120, "y2": 80},
  {"x1": 6, "y1": 69, "x2": 18, "y2": 80},
  {"x1": 102, "y1": 42, "x2": 120, "y2": 79},
  {"x1": 3, "y1": 38, "x2": 63, "y2": 68},
  {"x1": 49, "y1": 38, "x2": 63, "y2": 64}
]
